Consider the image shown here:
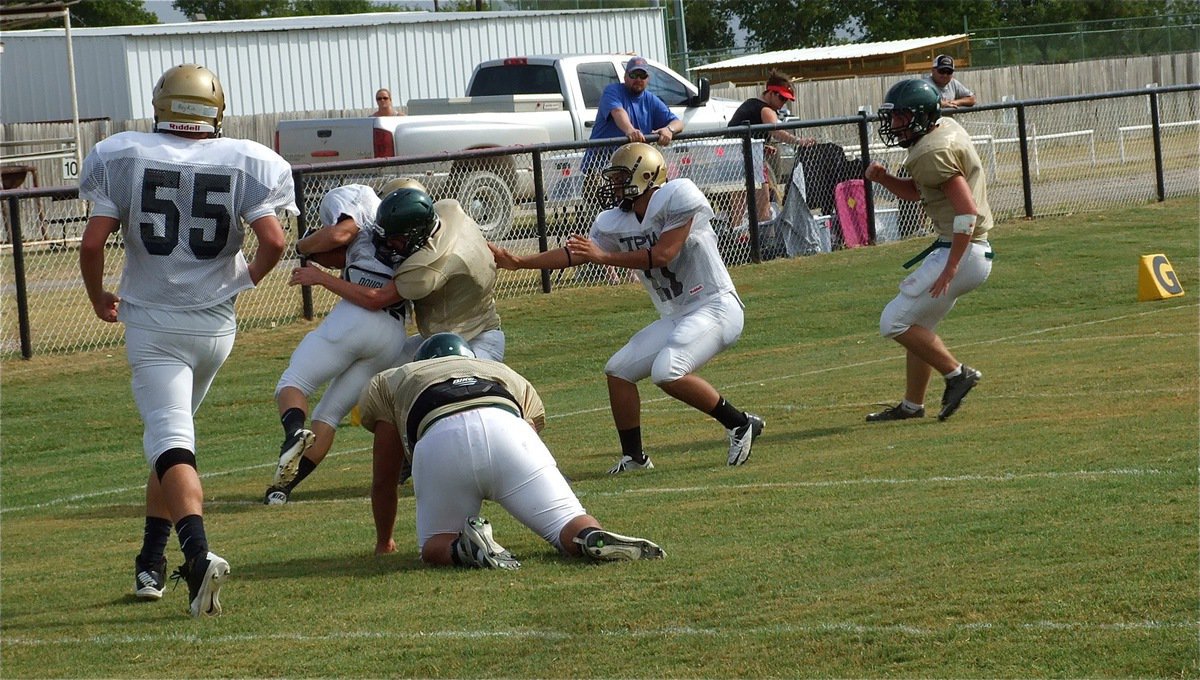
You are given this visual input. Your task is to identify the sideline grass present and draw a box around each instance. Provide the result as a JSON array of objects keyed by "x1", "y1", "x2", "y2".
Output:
[{"x1": 1, "y1": 198, "x2": 1197, "y2": 678}]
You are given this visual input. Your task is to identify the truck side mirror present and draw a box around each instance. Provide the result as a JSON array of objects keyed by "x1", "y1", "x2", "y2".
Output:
[{"x1": 690, "y1": 78, "x2": 710, "y2": 107}]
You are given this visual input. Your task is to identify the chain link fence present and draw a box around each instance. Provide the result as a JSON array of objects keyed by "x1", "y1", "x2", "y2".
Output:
[{"x1": 3, "y1": 85, "x2": 1197, "y2": 358}]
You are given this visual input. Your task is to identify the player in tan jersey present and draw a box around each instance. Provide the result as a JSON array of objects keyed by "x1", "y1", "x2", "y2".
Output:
[
  {"x1": 389, "y1": 194, "x2": 505, "y2": 364},
  {"x1": 863, "y1": 79, "x2": 994, "y2": 423},
  {"x1": 360, "y1": 333, "x2": 664, "y2": 569},
  {"x1": 278, "y1": 186, "x2": 505, "y2": 501}
]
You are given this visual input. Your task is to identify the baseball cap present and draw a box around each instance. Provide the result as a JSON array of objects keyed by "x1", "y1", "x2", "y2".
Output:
[
  {"x1": 625, "y1": 56, "x2": 650, "y2": 76},
  {"x1": 934, "y1": 55, "x2": 955, "y2": 72}
]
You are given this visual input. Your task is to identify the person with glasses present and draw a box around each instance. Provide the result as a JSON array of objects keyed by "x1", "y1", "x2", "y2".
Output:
[
  {"x1": 371, "y1": 88, "x2": 402, "y2": 116},
  {"x1": 579, "y1": 56, "x2": 683, "y2": 283},
  {"x1": 923, "y1": 55, "x2": 975, "y2": 109},
  {"x1": 583, "y1": 56, "x2": 682, "y2": 177}
]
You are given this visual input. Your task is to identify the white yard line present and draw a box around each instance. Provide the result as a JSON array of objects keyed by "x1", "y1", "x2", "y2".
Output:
[
  {"x1": 2, "y1": 302, "x2": 1193, "y2": 515},
  {"x1": 2, "y1": 618, "x2": 1194, "y2": 647}
]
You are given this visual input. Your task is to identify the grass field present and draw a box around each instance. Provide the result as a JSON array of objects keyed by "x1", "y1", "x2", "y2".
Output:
[{"x1": 1, "y1": 198, "x2": 1197, "y2": 678}]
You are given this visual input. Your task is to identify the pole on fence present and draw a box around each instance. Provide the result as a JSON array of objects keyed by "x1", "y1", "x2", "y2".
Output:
[
  {"x1": 1149, "y1": 92, "x2": 1166, "y2": 201},
  {"x1": 531, "y1": 148, "x2": 552, "y2": 294},
  {"x1": 739, "y1": 129, "x2": 761, "y2": 264},
  {"x1": 1016, "y1": 105, "x2": 1034, "y2": 218},
  {"x1": 857, "y1": 109, "x2": 876, "y2": 244},
  {"x1": 293, "y1": 170, "x2": 315, "y2": 320},
  {"x1": 7, "y1": 197, "x2": 33, "y2": 359}
]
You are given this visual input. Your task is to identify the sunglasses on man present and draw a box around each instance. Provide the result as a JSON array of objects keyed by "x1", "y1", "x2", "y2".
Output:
[{"x1": 627, "y1": 71, "x2": 649, "y2": 80}]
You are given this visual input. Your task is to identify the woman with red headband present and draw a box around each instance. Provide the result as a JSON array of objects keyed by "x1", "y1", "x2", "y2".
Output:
[{"x1": 727, "y1": 70, "x2": 816, "y2": 231}]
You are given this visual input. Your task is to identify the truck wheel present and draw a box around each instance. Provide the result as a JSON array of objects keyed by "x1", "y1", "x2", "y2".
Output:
[{"x1": 457, "y1": 171, "x2": 514, "y2": 241}]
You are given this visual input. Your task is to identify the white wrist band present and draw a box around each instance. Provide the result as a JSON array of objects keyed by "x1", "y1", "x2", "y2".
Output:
[{"x1": 952, "y1": 214, "x2": 977, "y2": 234}]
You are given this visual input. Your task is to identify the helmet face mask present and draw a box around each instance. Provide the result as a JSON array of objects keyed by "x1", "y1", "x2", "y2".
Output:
[
  {"x1": 153, "y1": 64, "x2": 225, "y2": 136},
  {"x1": 374, "y1": 188, "x2": 439, "y2": 261},
  {"x1": 598, "y1": 142, "x2": 666, "y2": 211},
  {"x1": 415, "y1": 332, "x2": 476, "y2": 361},
  {"x1": 878, "y1": 79, "x2": 941, "y2": 148}
]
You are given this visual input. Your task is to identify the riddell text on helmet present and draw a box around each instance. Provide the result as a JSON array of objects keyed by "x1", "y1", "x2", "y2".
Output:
[{"x1": 164, "y1": 122, "x2": 209, "y2": 132}]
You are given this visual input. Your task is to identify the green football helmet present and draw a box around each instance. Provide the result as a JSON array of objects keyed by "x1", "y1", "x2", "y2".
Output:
[
  {"x1": 415, "y1": 332, "x2": 476, "y2": 361},
  {"x1": 374, "y1": 187, "x2": 439, "y2": 259},
  {"x1": 878, "y1": 79, "x2": 941, "y2": 148}
]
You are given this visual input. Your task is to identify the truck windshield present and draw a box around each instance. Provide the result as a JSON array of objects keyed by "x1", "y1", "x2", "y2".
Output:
[{"x1": 468, "y1": 65, "x2": 561, "y2": 96}]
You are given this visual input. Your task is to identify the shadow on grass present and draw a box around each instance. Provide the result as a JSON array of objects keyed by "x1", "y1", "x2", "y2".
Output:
[{"x1": 245, "y1": 551, "x2": 426, "y2": 580}]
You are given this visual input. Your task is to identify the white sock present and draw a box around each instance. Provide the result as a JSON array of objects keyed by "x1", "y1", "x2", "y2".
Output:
[
  {"x1": 901, "y1": 399, "x2": 923, "y2": 413},
  {"x1": 943, "y1": 364, "x2": 963, "y2": 379}
]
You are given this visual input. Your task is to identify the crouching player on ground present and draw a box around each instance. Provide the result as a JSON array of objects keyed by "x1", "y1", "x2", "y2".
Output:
[{"x1": 360, "y1": 333, "x2": 665, "y2": 569}]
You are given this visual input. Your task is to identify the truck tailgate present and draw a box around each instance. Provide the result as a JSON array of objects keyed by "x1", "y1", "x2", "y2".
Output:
[{"x1": 276, "y1": 118, "x2": 383, "y2": 164}]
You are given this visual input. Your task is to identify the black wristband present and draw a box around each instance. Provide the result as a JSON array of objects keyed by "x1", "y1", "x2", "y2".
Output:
[
  {"x1": 563, "y1": 246, "x2": 573, "y2": 267},
  {"x1": 646, "y1": 247, "x2": 653, "y2": 270}
]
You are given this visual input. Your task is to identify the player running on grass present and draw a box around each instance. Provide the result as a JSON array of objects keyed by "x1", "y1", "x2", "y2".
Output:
[
  {"x1": 862, "y1": 79, "x2": 994, "y2": 423},
  {"x1": 79, "y1": 64, "x2": 295, "y2": 616},
  {"x1": 491, "y1": 141, "x2": 764, "y2": 474},
  {"x1": 267, "y1": 183, "x2": 504, "y2": 504},
  {"x1": 264, "y1": 181, "x2": 408, "y2": 506}
]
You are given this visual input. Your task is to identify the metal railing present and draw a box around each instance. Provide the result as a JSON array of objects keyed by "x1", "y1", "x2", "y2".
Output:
[{"x1": 2, "y1": 84, "x2": 1197, "y2": 358}]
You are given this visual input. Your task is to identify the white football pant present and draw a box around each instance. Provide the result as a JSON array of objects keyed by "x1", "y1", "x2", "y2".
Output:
[
  {"x1": 605, "y1": 291, "x2": 744, "y2": 385},
  {"x1": 411, "y1": 407, "x2": 585, "y2": 552},
  {"x1": 125, "y1": 325, "x2": 235, "y2": 468},
  {"x1": 880, "y1": 241, "x2": 993, "y2": 338}
]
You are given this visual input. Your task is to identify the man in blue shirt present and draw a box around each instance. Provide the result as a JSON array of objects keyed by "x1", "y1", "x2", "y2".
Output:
[{"x1": 585, "y1": 56, "x2": 682, "y2": 172}]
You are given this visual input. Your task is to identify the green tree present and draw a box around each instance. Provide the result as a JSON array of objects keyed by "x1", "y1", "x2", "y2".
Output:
[
  {"x1": 21, "y1": 0, "x2": 158, "y2": 28},
  {"x1": 682, "y1": 0, "x2": 734, "y2": 54},
  {"x1": 712, "y1": 0, "x2": 862, "y2": 50},
  {"x1": 172, "y1": 0, "x2": 287, "y2": 20},
  {"x1": 171, "y1": 0, "x2": 412, "y2": 20}
]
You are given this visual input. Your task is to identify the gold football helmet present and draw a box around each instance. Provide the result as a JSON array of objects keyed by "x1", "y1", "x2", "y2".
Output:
[
  {"x1": 378, "y1": 177, "x2": 428, "y2": 198},
  {"x1": 152, "y1": 64, "x2": 225, "y2": 136},
  {"x1": 599, "y1": 142, "x2": 666, "y2": 210}
]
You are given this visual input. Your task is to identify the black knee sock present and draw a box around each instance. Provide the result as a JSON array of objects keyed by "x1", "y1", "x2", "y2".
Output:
[
  {"x1": 137, "y1": 516, "x2": 173, "y2": 566},
  {"x1": 617, "y1": 427, "x2": 645, "y2": 462},
  {"x1": 708, "y1": 397, "x2": 748, "y2": 430},
  {"x1": 175, "y1": 514, "x2": 209, "y2": 566},
  {"x1": 281, "y1": 407, "x2": 306, "y2": 436},
  {"x1": 286, "y1": 456, "x2": 319, "y2": 491}
]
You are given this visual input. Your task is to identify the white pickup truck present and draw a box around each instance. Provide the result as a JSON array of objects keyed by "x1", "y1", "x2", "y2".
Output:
[{"x1": 276, "y1": 54, "x2": 746, "y2": 238}]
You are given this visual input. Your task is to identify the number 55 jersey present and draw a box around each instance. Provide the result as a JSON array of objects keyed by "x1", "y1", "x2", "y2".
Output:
[{"x1": 79, "y1": 131, "x2": 298, "y2": 311}]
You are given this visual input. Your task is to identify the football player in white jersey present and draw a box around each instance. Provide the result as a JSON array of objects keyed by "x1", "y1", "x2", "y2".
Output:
[
  {"x1": 263, "y1": 182, "x2": 410, "y2": 506},
  {"x1": 273, "y1": 185, "x2": 505, "y2": 501},
  {"x1": 491, "y1": 142, "x2": 764, "y2": 474},
  {"x1": 361, "y1": 333, "x2": 664, "y2": 568},
  {"x1": 78, "y1": 64, "x2": 296, "y2": 617},
  {"x1": 863, "y1": 79, "x2": 993, "y2": 423}
]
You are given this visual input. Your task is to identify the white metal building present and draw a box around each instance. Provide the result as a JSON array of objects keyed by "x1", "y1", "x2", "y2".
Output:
[{"x1": 0, "y1": 9, "x2": 669, "y2": 123}]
